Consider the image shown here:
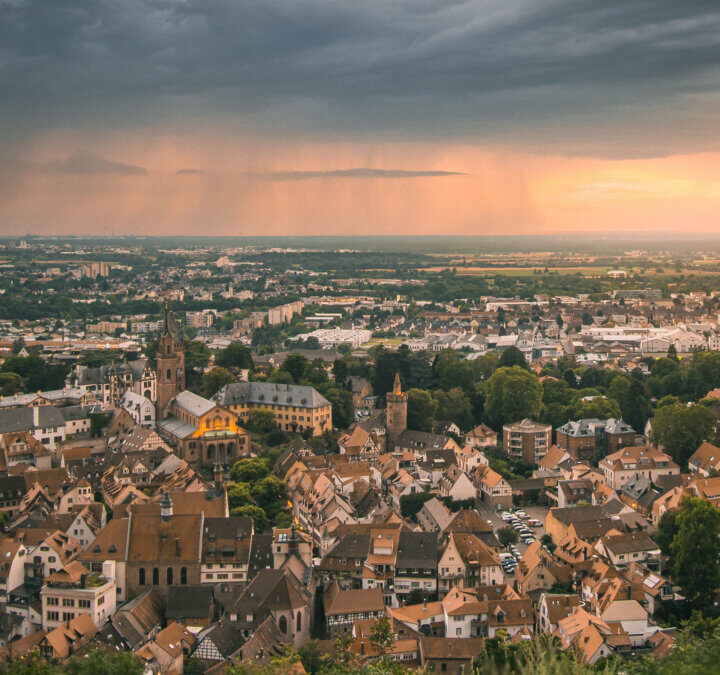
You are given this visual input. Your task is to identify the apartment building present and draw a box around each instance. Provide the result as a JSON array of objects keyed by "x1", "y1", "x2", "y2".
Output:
[{"x1": 503, "y1": 419, "x2": 552, "y2": 464}]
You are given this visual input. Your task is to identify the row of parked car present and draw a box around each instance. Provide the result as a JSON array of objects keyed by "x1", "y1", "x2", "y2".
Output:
[{"x1": 500, "y1": 510, "x2": 539, "y2": 547}]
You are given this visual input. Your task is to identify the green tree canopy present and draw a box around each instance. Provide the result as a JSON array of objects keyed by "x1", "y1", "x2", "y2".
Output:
[
  {"x1": 201, "y1": 366, "x2": 237, "y2": 397},
  {"x1": 484, "y1": 366, "x2": 542, "y2": 428},
  {"x1": 651, "y1": 402, "x2": 715, "y2": 467},
  {"x1": 407, "y1": 388, "x2": 437, "y2": 433},
  {"x1": 230, "y1": 458, "x2": 270, "y2": 483},
  {"x1": 215, "y1": 342, "x2": 253, "y2": 370},
  {"x1": 669, "y1": 497, "x2": 720, "y2": 609}
]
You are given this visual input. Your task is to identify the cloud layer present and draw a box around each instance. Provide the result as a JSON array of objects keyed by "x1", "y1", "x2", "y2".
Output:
[
  {"x1": 251, "y1": 168, "x2": 465, "y2": 180},
  {"x1": 3, "y1": 1, "x2": 720, "y2": 156},
  {"x1": 45, "y1": 151, "x2": 148, "y2": 175}
]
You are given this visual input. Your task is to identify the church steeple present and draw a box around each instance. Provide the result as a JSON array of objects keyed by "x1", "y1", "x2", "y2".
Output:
[
  {"x1": 393, "y1": 372, "x2": 403, "y2": 396},
  {"x1": 386, "y1": 372, "x2": 408, "y2": 445}
]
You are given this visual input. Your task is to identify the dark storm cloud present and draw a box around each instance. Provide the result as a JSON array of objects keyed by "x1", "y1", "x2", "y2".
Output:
[
  {"x1": 3, "y1": 1, "x2": 720, "y2": 154},
  {"x1": 45, "y1": 151, "x2": 148, "y2": 175},
  {"x1": 251, "y1": 169, "x2": 465, "y2": 180}
]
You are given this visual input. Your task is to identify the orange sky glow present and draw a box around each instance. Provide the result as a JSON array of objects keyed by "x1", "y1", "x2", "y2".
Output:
[{"x1": 3, "y1": 132, "x2": 720, "y2": 237}]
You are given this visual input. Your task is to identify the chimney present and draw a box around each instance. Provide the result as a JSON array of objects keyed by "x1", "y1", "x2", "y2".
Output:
[
  {"x1": 32, "y1": 406, "x2": 39, "y2": 428},
  {"x1": 160, "y1": 491, "x2": 173, "y2": 522}
]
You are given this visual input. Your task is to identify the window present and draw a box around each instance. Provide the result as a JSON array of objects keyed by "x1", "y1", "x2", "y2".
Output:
[
  {"x1": 98, "y1": 596, "x2": 104, "y2": 605},
  {"x1": 47, "y1": 611, "x2": 59, "y2": 621},
  {"x1": 279, "y1": 616, "x2": 288, "y2": 633},
  {"x1": 63, "y1": 612, "x2": 73, "y2": 621},
  {"x1": 139, "y1": 568, "x2": 146, "y2": 585},
  {"x1": 181, "y1": 567, "x2": 187, "y2": 585},
  {"x1": 167, "y1": 567, "x2": 174, "y2": 585},
  {"x1": 297, "y1": 611, "x2": 302, "y2": 631},
  {"x1": 153, "y1": 567, "x2": 159, "y2": 585},
  {"x1": 62, "y1": 598, "x2": 74, "y2": 607},
  {"x1": 47, "y1": 597, "x2": 59, "y2": 606},
  {"x1": 79, "y1": 599, "x2": 90, "y2": 608}
]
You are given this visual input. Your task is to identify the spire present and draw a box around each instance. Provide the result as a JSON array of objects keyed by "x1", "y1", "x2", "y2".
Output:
[
  {"x1": 393, "y1": 372, "x2": 402, "y2": 396},
  {"x1": 213, "y1": 445, "x2": 224, "y2": 485},
  {"x1": 160, "y1": 491, "x2": 173, "y2": 522}
]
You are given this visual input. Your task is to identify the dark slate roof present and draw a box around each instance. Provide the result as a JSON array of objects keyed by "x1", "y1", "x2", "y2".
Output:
[
  {"x1": 247, "y1": 533, "x2": 274, "y2": 579},
  {"x1": 326, "y1": 533, "x2": 371, "y2": 559},
  {"x1": 396, "y1": 531, "x2": 437, "y2": 569},
  {"x1": 60, "y1": 404, "x2": 104, "y2": 422},
  {"x1": 0, "y1": 406, "x2": 65, "y2": 433},
  {"x1": 198, "y1": 619, "x2": 244, "y2": 658},
  {"x1": 0, "y1": 475, "x2": 26, "y2": 500},
  {"x1": 397, "y1": 430, "x2": 451, "y2": 451},
  {"x1": 215, "y1": 382, "x2": 329, "y2": 409},
  {"x1": 166, "y1": 585, "x2": 214, "y2": 619}
]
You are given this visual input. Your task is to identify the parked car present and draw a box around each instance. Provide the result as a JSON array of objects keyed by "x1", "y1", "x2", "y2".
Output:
[{"x1": 527, "y1": 519, "x2": 542, "y2": 527}]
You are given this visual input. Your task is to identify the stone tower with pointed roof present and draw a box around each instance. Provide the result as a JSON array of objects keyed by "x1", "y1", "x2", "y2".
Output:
[
  {"x1": 156, "y1": 304, "x2": 186, "y2": 420},
  {"x1": 386, "y1": 372, "x2": 407, "y2": 445}
]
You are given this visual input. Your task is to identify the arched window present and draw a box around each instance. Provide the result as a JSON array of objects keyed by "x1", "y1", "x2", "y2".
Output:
[
  {"x1": 139, "y1": 568, "x2": 145, "y2": 586},
  {"x1": 279, "y1": 616, "x2": 287, "y2": 634},
  {"x1": 152, "y1": 567, "x2": 159, "y2": 585},
  {"x1": 181, "y1": 567, "x2": 187, "y2": 585},
  {"x1": 167, "y1": 567, "x2": 173, "y2": 585},
  {"x1": 296, "y1": 611, "x2": 302, "y2": 631}
]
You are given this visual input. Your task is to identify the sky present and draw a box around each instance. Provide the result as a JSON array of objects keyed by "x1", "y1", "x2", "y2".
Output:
[{"x1": 2, "y1": 0, "x2": 720, "y2": 237}]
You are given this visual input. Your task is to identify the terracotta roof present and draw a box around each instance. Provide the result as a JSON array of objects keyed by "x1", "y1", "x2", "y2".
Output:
[{"x1": 324, "y1": 582, "x2": 385, "y2": 616}]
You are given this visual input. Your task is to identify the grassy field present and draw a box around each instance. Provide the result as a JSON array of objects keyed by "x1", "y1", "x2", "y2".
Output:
[{"x1": 366, "y1": 337, "x2": 404, "y2": 346}]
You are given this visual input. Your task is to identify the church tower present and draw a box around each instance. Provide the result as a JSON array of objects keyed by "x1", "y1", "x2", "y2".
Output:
[
  {"x1": 156, "y1": 305, "x2": 185, "y2": 420},
  {"x1": 386, "y1": 372, "x2": 408, "y2": 445}
]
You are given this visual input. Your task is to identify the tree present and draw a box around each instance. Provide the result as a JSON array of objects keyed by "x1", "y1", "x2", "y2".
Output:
[
  {"x1": 667, "y1": 343, "x2": 679, "y2": 361},
  {"x1": 670, "y1": 498, "x2": 720, "y2": 609},
  {"x1": 433, "y1": 387, "x2": 475, "y2": 431},
  {"x1": 297, "y1": 640, "x2": 327, "y2": 675},
  {"x1": 369, "y1": 616, "x2": 394, "y2": 659},
  {"x1": 540, "y1": 534, "x2": 556, "y2": 554},
  {"x1": 651, "y1": 403, "x2": 715, "y2": 468},
  {"x1": 216, "y1": 342, "x2": 253, "y2": 370},
  {"x1": 406, "y1": 588, "x2": 426, "y2": 605},
  {"x1": 89, "y1": 412, "x2": 107, "y2": 437},
  {"x1": 657, "y1": 394, "x2": 680, "y2": 408},
  {"x1": 573, "y1": 396, "x2": 621, "y2": 420},
  {"x1": 622, "y1": 378, "x2": 652, "y2": 433},
  {"x1": 280, "y1": 353, "x2": 309, "y2": 383},
  {"x1": 655, "y1": 507, "x2": 679, "y2": 558},
  {"x1": 407, "y1": 388, "x2": 437, "y2": 433},
  {"x1": 399, "y1": 492, "x2": 434, "y2": 518},
  {"x1": 79, "y1": 349, "x2": 122, "y2": 368},
  {"x1": 227, "y1": 482, "x2": 253, "y2": 510},
  {"x1": 231, "y1": 505, "x2": 268, "y2": 532},
  {"x1": 63, "y1": 648, "x2": 143, "y2": 675},
  {"x1": 497, "y1": 526, "x2": 519, "y2": 548},
  {"x1": 484, "y1": 366, "x2": 542, "y2": 428},
  {"x1": 230, "y1": 458, "x2": 270, "y2": 483},
  {"x1": 321, "y1": 385, "x2": 354, "y2": 429},
  {"x1": 331, "y1": 358, "x2": 348, "y2": 385},
  {"x1": 184, "y1": 340, "x2": 211, "y2": 390},
  {"x1": 251, "y1": 475, "x2": 287, "y2": 521},
  {"x1": 202, "y1": 366, "x2": 237, "y2": 397},
  {"x1": 498, "y1": 346, "x2": 528, "y2": 370},
  {"x1": 248, "y1": 409, "x2": 276, "y2": 433},
  {"x1": 0, "y1": 372, "x2": 23, "y2": 395}
]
